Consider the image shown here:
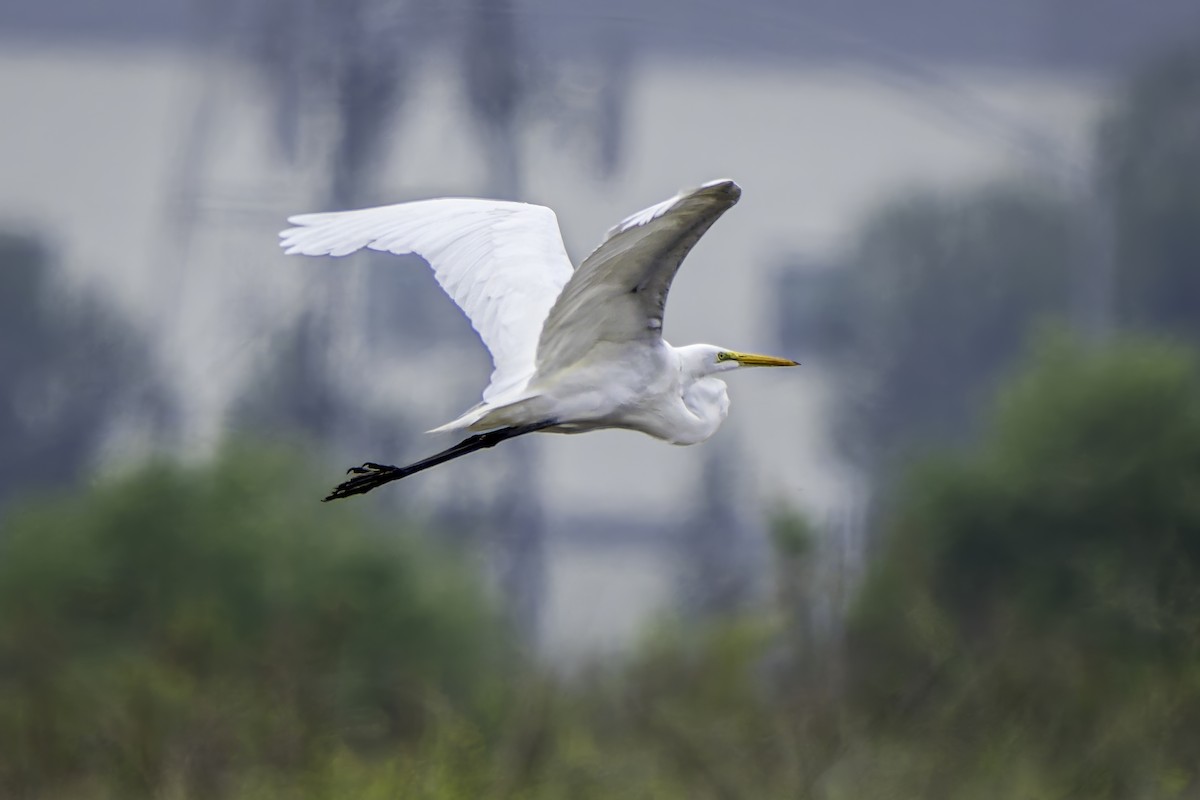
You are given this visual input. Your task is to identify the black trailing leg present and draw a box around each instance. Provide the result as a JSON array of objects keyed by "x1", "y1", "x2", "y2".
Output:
[{"x1": 323, "y1": 420, "x2": 557, "y2": 502}]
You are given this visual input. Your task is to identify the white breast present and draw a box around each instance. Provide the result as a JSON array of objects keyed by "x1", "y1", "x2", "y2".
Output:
[{"x1": 678, "y1": 376, "x2": 730, "y2": 443}]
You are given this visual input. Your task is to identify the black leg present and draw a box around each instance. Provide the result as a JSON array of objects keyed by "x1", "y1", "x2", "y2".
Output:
[{"x1": 323, "y1": 420, "x2": 557, "y2": 502}]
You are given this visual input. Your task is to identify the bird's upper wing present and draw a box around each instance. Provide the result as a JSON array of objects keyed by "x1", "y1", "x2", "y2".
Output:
[
  {"x1": 280, "y1": 198, "x2": 575, "y2": 401},
  {"x1": 533, "y1": 179, "x2": 741, "y2": 376}
]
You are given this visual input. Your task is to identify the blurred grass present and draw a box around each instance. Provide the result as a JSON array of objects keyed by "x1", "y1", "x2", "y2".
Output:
[
  {"x1": 2, "y1": 335, "x2": 1199, "y2": 799},
  {"x1": 0, "y1": 446, "x2": 510, "y2": 798}
]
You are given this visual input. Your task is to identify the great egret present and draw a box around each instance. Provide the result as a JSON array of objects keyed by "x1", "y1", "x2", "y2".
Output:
[{"x1": 280, "y1": 179, "x2": 797, "y2": 501}]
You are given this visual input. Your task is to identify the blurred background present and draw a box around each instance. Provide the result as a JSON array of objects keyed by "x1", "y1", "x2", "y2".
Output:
[{"x1": 2, "y1": 1, "x2": 1200, "y2": 797}]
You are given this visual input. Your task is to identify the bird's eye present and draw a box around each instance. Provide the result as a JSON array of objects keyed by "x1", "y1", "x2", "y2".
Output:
[{"x1": 716, "y1": 351, "x2": 732, "y2": 362}]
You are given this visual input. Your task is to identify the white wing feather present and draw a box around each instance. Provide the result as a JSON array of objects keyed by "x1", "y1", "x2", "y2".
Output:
[
  {"x1": 534, "y1": 179, "x2": 741, "y2": 377},
  {"x1": 279, "y1": 198, "x2": 574, "y2": 402}
]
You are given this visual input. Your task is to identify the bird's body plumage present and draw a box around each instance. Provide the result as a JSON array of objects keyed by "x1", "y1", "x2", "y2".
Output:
[
  {"x1": 279, "y1": 179, "x2": 796, "y2": 499},
  {"x1": 484, "y1": 341, "x2": 730, "y2": 445}
]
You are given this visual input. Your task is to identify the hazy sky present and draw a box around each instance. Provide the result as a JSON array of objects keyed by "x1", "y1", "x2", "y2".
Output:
[
  {"x1": 3, "y1": 0, "x2": 1198, "y2": 71},
  {"x1": 1, "y1": 0, "x2": 1191, "y2": 655}
]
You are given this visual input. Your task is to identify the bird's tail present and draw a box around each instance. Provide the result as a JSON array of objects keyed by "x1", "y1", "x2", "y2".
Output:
[
  {"x1": 427, "y1": 396, "x2": 553, "y2": 434},
  {"x1": 426, "y1": 404, "x2": 489, "y2": 434}
]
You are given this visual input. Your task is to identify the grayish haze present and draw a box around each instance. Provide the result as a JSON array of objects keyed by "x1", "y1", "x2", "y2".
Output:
[
  {"x1": 5, "y1": 0, "x2": 1199, "y2": 69},
  {"x1": 0, "y1": 0, "x2": 1194, "y2": 659}
]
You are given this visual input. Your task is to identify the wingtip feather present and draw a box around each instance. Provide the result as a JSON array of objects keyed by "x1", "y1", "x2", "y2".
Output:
[
  {"x1": 607, "y1": 178, "x2": 741, "y2": 238},
  {"x1": 697, "y1": 178, "x2": 741, "y2": 202}
]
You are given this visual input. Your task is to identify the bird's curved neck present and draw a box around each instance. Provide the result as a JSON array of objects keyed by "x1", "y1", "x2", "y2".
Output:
[
  {"x1": 669, "y1": 345, "x2": 730, "y2": 445},
  {"x1": 676, "y1": 375, "x2": 729, "y2": 444}
]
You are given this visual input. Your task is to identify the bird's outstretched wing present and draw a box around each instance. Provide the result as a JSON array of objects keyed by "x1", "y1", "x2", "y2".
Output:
[
  {"x1": 280, "y1": 199, "x2": 574, "y2": 401},
  {"x1": 534, "y1": 179, "x2": 741, "y2": 377}
]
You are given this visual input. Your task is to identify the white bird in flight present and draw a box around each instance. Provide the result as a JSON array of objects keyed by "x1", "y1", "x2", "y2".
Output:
[{"x1": 279, "y1": 179, "x2": 798, "y2": 501}]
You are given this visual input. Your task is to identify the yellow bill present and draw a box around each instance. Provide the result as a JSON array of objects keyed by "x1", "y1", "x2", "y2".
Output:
[{"x1": 730, "y1": 351, "x2": 799, "y2": 367}]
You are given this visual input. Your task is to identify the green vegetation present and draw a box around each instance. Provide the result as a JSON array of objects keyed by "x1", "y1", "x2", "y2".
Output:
[
  {"x1": 0, "y1": 447, "x2": 506, "y2": 798},
  {"x1": 836, "y1": 181, "x2": 1075, "y2": 468},
  {"x1": 799, "y1": 44, "x2": 1200, "y2": 491},
  {"x1": 4, "y1": 40, "x2": 1199, "y2": 800},
  {"x1": 3, "y1": 334, "x2": 1198, "y2": 799},
  {"x1": 849, "y1": 334, "x2": 1200, "y2": 796}
]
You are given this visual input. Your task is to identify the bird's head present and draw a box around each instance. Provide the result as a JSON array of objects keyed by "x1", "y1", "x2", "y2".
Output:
[{"x1": 684, "y1": 344, "x2": 800, "y2": 376}]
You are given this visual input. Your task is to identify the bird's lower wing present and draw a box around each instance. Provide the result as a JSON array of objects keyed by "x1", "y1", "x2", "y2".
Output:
[
  {"x1": 533, "y1": 179, "x2": 741, "y2": 376},
  {"x1": 280, "y1": 198, "x2": 575, "y2": 402}
]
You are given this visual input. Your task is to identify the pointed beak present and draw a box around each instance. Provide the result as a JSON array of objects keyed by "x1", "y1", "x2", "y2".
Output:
[{"x1": 731, "y1": 351, "x2": 800, "y2": 367}]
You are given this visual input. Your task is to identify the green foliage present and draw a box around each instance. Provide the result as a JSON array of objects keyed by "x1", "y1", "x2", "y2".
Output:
[
  {"x1": 491, "y1": 620, "x2": 834, "y2": 800},
  {"x1": 9, "y1": 42, "x2": 1200, "y2": 800},
  {"x1": 228, "y1": 619, "x2": 839, "y2": 800},
  {"x1": 816, "y1": 40, "x2": 1200, "y2": 481},
  {"x1": 8, "y1": 342, "x2": 1200, "y2": 798},
  {"x1": 0, "y1": 446, "x2": 506, "y2": 798},
  {"x1": 770, "y1": 507, "x2": 817, "y2": 560},
  {"x1": 835, "y1": 181, "x2": 1075, "y2": 468},
  {"x1": 850, "y1": 334, "x2": 1200, "y2": 793}
]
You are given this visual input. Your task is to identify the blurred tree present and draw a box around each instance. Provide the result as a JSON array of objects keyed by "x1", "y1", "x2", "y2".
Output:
[
  {"x1": 232, "y1": 311, "x2": 341, "y2": 441},
  {"x1": 323, "y1": 0, "x2": 414, "y2": 208},
  {"x1": 678, "y1": 442, "x2": 764, "y2": 620},
  {"x1": 1098, "y1": 44, "x2": 1200, "y2": 343},
  {"x1": 0, "y1": 232, "x2": 171, "y2": 510},
  {"x1": 229, "y1": 309, "x2": 412, "y2": 466},
  {"x1": 773, "y1": 257, "x2": 854, "y2": 357},
  {"x1": 239, "y1": 0, "x2": 629, "y2": 205},
  {"x1": 850, "y1": 333, "x2": 1200, "y2": 793},
  {"x1": 464, "y1": 0, "x2": 525, "y2": 199},
  {"x1": 243, "y1": 0, "x2": 445, "y2": 207},
  {"x1": 0, "y1": 446, "x2": 506, "y2": 798},
  {"x1": 820, "y1": 181, "x2": 1075, "y2": 474}
]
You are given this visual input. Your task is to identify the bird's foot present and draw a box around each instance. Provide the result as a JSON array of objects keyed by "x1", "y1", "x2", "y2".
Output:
[
  {"x1": 324, "y1": 462, "x2": 405, "y2": 502},
  {"x1": 346, "y1": 461, "x2": 393, "y2": 475}
]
